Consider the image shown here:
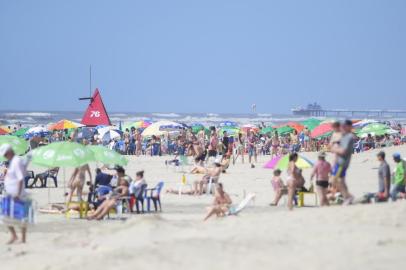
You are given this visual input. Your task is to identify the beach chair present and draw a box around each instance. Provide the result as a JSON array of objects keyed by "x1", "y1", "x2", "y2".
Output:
[
  {"x1": 145, "y1": 181, "x2": 164, "y2": 212},
  {"x1": 66, "y1": 201, "x2": 89, "y2": 219},
  {"x1": 297, "y1": 185, "x2": 318, "y2": 207},
  {"x1": 130, "y1": 183, "x2": 148, "y2": 214},
  {"x1": 24, "y1": 170, "x2": 35, "y2": 188},
  {"x1": 41, "y1": 168, "x2": 59, "y2": 188}
]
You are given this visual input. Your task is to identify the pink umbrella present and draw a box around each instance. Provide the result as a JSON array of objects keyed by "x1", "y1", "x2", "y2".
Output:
[{"x1": 263, "y1": 155, "x2": 283, "y2": 169}]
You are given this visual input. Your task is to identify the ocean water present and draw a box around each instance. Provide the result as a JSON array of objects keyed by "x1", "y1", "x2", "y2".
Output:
[{"x1": 1, "y1": 111, "x2": 405, "y2": 128}]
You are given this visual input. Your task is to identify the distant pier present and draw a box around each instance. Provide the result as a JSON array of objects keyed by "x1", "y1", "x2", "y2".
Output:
[{"x1": 297, "y1": 109, "x2": 406, "y2": 118}]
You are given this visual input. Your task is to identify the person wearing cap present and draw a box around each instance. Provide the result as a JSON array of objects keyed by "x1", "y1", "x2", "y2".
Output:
[
  {"x1": 331, "y1": 120, "x2": 355, "y2": 205},
  {"x1": 0, "y1": 144, "x2": 28, "y2": 244},
  {"x1": 390, "y1": 153, "x2": 406, "y2": 201},
  {"x1": 376, "y1": 151, "x2": 391, "y2": 201},
  {"x1": 310, "y1": 152, "x2": 332, "y2": 206}
]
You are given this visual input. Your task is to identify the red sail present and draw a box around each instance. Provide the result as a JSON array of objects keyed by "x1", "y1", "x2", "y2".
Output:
[{"x1": 81, "y1": 89, "x2": 111, "y2": 126}]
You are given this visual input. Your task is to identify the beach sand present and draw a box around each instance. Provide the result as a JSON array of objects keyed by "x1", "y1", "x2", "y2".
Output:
[{"x1": 1, "y1": 145, "x2": 406, "y2": 270}]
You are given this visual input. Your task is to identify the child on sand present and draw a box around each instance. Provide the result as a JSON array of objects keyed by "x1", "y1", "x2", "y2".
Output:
[{"x1": 270, "y1": 169, "x2": 285, "y2": 206}]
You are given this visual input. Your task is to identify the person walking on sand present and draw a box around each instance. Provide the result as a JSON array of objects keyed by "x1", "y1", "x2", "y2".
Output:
[
  {"x1": 247, "y1": 130, "x2": 257, "y2": 168},
  {"x1": 0, "y1": 144, "x2": 29, "y2": 244},
  {"x1": 390, "y1": 153, "x2": 405, "y2": 201},
  {"x1": 310, "y1": 152, "x2": 332, "y2": 206},
  {"x1": 331, "y1": 120, "x2": 355, "y2": 205}
]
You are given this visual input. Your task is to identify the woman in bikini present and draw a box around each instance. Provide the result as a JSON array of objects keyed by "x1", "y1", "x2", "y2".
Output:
[
  {"x1": 271, "y1": 131, "x2": 280, "y2": 157},
  {"x1": 203, "y1": 183, "x2": 232, "y2": 221},
  {"x1": 67, "y1": 164, "x2": 92, "y2": 203},
  {"x1": 286, "y1": 153, "x2": 303, "y2": 210}
]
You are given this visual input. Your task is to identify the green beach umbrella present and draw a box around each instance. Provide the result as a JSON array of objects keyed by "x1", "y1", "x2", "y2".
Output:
[
  {"x1": 357, "y1": 123, "x2": 392, "y2": 137},
  {"x1": 260, "y1": 126, "x2": 274, "y2": 135},
  {"x1": 88, "y1": 145, "x2": 128, "y2": 166},
  {"x1": 0, "y1": 135, "x2": 29, "y2": 155},
  {"x1": 0, "y1": 135, "x2": 29, "y2": 161},
  {"x1": 31, "y1": 141, "x2": 94, "y2": 168},
  {"x1": 301, "y1": 118, "x2": 321, "y2": 131},
  {"x1": 276, "y1": 126, "x2": 294, "y2": 136},
  {"x1": 13, "y1": 128, "x2": 29, "y2": 137}
]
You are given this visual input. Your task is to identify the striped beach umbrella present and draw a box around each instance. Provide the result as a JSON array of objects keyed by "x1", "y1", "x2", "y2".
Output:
[
  {"x1": 264, "y1": 154, "x2": 314, "y2": 170},
  {"x1": 48, "y1": 120, "x2": 84, "y2": 131}
]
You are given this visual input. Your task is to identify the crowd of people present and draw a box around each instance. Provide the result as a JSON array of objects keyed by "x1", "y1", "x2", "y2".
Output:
[{"x1": 0, "y1": 119, "x2": 405, "y2": 244}]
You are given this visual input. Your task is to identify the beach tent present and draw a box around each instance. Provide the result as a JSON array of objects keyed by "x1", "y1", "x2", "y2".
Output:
[
  {"x1": 81, "y1": 89, "x2": 112, "y2": 127},
  {"x1": 311, "y1": 123, "x2": 333, "y2": 139},
  {"x1": 48, "y1": 120, "x2": 84, "y2": 130}
]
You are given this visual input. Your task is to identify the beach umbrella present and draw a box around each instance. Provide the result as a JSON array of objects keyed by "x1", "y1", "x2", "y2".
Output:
[
  {"x1": 123, "y1": 120, "x2": 152, "y2": 130},
  {"x1": 98, "y1": 128, "x2": 122, "y2": 142},
  {"x1": 24, "y1": 126, "x2": 50, "y2": 139},
  {"x1": 88, "y1": 145, "x2": 128, "y2": 166},
  {"x1": 142, "y1": 121, "x2": 183, "y2": 137},
  {"x1": 275, "y1": 125, "x2": 294, "y2": 136},
  {"x1": 30, "y1": 142, "x2": 94, "y2": 168},
  {"x1": 77, "y1": 127, "x2": 96, "y2": 140},
  {"x1": 0, "y1": 126, "x2": 12, "y2": 135},
  {"x1": 311, "y1": 123, "x2": 333, "y2": 139},
  {"x1": 353, "y1": 119, "x2": 378, "y2": 129},
  {"x1": 190, "y1": 123, "x2": 205, "y2": 134},
  {"x1": 241, "y1": 124, "x2": 259, "y2": 133},
  {"x1": 286, "y1": 122, "x2": 304, "y2": 133},
  {"x1": 357, "y1": 123, "x2": 393, "y2": 137},
  {"x1": 48, "y1": 120, "x2": 84, "y2": 131},
  {"x1": 264, "y1": 154, "x2": 314, "y2": 170},
  {"x1": 300, "y1": 118, "x2": 321, "y2": 131},
  {"x1": 12, "y1": 128, "x2": 29, "y2": 137},
  {"x1": 0, "y1": 136, "x2": 29, "y2": 160},
  {"x1": 219, "y1": 121, "x2": 238, "y2": 128},
  {"x1": 219, "y1": 127, "x2": 240, "y2": 136},
  {"x1": 260, "y1": 126, "x2": 274, "y2": 135},
  {"x1": 320, "y1": 119, "x2": 336, "y2": 125}
]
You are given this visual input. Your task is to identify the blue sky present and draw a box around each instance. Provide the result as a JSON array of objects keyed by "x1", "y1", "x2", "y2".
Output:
[{"x1": 0, "y1": 0, "x2": 405, "y2": 114}]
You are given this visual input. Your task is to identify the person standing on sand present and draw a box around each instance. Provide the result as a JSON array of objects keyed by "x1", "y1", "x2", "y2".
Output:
[
  {"x1": 375, "y1": 151, "x2": 391, "y2": 202},
  {"x1": 331, "y1": 120, "x2": 355, "y2": 205},
  {"x1": 67, "y1": 164, "x2": 92, "y2": 203},
  {"x1": 0, "y1": 144, "x2": 28, "y2": 244},
  {"x1": 310, "y1": 152, "x2": 332, "y2": 206},
  {"x1": 390, "y1": 153, "x2": 406, "y2": 201},
  {"x1": 286, "y1": 153, "x2": 303, "y2": 210},
  {"x1": 247, "y1": 130, "x2": 257, "y2": 168}
]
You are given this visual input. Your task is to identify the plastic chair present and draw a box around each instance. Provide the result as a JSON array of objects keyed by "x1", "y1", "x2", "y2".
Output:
[
  {"x1": 145, "y1": 181, "x2": 164, "y2": 212},
  {"x1": 66, "y1": 201, "x2": 89, "y2": 219},
  {"x1": 42, "y1": 168, "x2": 59, "y2": 188}
]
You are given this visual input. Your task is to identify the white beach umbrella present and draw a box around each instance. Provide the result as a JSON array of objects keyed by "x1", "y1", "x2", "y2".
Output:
[{"x1": 142, "y1": 121, "x2": 183, "y2": 137}]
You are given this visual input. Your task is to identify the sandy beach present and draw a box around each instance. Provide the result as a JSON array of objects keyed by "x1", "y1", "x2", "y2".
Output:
[{"x1": 1, "y1": 145, "x2": 405, "y2": 270}]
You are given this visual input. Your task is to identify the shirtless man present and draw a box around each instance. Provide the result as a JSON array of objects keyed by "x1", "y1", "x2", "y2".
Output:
[
  {"x1": 67, "y1": 164, "x2": 92, "y2": 203},
  {"x1": 194, "y1": 161, "x2": 222, "y2": 195},
  {"x1": 192, "y1": 136, "x2": 206, "y2": 166},
  {"x1": 203, "y1": 183, "x2": 232, "y2": 221}
]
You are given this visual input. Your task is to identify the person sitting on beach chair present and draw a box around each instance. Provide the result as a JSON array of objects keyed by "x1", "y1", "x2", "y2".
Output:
[
  {"x1": 270, "y1": 169, "x2": 286, "y2": 206},
  {"x1": 87, "y1": 178, "x2": 129, "y2": 220},
  {"x1": 204, "y1": 183, "x2": 232, "y2": 221},
  {"x1": 193, "y1": 160, "x2": 222, "y2": 195}
]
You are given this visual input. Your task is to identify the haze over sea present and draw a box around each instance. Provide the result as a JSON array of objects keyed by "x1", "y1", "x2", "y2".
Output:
[{"x1": 1, "y1": 110, "x2": 406, "y2": 128}]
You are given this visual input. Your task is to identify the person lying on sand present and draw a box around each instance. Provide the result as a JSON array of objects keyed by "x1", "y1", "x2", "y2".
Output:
[
  {"x1": 204, "y1": 183, "x2": 232, "y2": 221},
  {"x1": 87, "y1": 178, "x2": 129, "y2": 220}
]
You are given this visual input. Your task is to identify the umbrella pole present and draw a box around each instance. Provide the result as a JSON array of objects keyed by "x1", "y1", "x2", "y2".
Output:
[{"x1": 63, "y1": 168, "x2": 66, "y2": 204}]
